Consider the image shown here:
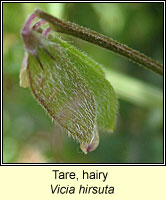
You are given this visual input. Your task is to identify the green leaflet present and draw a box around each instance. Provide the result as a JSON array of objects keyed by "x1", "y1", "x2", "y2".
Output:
[{"x1": 50, "y1": 35, "x2": 118, "y2": 132}]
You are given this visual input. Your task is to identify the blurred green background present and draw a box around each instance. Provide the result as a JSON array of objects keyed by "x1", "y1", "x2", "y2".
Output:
[{"x1": 3, "y1": 3, "x2": 163, "y2": 163}]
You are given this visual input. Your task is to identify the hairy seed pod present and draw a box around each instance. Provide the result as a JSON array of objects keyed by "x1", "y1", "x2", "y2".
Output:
[
  {"x1": 20, "y1": 12, "x2": 118, "y2": 153},
  {"x1": 20, "y1": 14, "x2": 99, "y2": 153}
]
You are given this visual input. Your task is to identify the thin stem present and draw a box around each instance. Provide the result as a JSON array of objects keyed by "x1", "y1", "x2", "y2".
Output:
[
  {"x1": 22, "y1": 13, "x2": 37, "y2": 35},
  {"x1": 35, "y1": 9, "x2": 163, "y2": 76}
]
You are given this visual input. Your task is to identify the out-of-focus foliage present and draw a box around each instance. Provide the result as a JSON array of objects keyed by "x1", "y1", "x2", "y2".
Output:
[{"x1": 3, "y1": 3, "x2": 163, "y2": 163}]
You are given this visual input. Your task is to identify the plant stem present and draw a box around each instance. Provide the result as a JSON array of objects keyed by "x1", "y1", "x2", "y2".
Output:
[{"x1": 35, "y1": 9, "x2": 163, "y2": 76}]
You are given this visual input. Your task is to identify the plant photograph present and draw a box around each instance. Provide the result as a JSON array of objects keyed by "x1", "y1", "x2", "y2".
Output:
[{"x1": 3, "y1": 2, "x2": 163, "y2": 163}]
